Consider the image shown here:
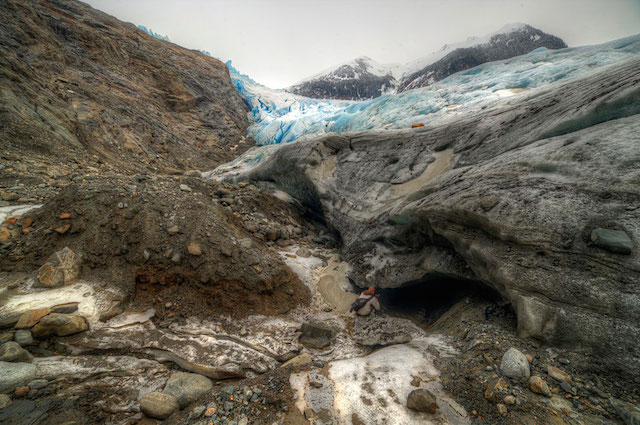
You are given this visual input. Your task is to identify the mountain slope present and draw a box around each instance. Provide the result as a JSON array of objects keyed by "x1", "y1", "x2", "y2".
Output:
[
  {"x1": 399, "y1": 23, "x2": 567, "y2": 91},
  {"x1": 0, "y1": 0, "x2": 250, "y2": 175},
  {"x1": 288, "y1": 24, "x2": 567, "y2": 100},
  {"x1": 288, "y1": 56, "x2": 398, "y2": 100}
]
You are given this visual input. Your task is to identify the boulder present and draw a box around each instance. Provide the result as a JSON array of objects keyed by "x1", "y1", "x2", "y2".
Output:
[
  {"x1": 31, "y1": 314, "x2": 88, "y2": 338},
  {"x1": 529, "y1": 376, "x2": 551, "y2": 397},
  {"x1": 0, "y1": 333, "x2": 13, "y2": 344},
  {"x1": 406, "y1": 389, "x2": 438, "y2": 414},
  {"x1": 299, "y1": 323, "x2": 333, "y2": 349},
  {"x1": 36, "y1": 247, "x2": 81, "y2": 288},
  {"x1": 353, "y1": 316, "x2": 414, "y2": 346},
  {"x1": 15, "y1": 308, "x2": 51, "y2": 329},
  {"x1": 500, "y1": 348, "x2": 530, "y2": 381},
  {"x1": 484, "y1": 377, "x2": 508, "y2": 402},
  {"x1": 547, "y1": 365, "x2": 572, "y2": 383},
  {"x1": 0, "y1": 342, "x2": 33, "y2": 363},
  {"x1": 591, "y1": 228, "x2": 633, "y2": 255},
  {"x1": 163, "y1": 372, "x2": 213, "y2": 409},
  {"x1": 0, "y1": 361, "x2": 36, "y2": 392},
  {"x1": 140, "y1": 392, "x2": 179, "y2": 420},
  {"x1": 14, "y1": 330, "x2": 33, "y2": 347},
  {"x1": 281, "y1": 353, "x2": 312, "y2": 371},
  {"x1": 0, "y1": 394, "x2": 10, "y2": 409}
]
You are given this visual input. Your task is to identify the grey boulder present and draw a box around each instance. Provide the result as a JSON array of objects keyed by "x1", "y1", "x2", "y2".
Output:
[
  {"x1": 500, "y1": 348, "x2": 530, "y2": 381},
  {"x1": 0, "y1": 342, "x2": 33, "y2": 363},
  {"x1": 0, "y1": 361, "x2": 36, "y2": 392},
  {"x1": 140, "y1": 391, "x2": 179, "y2": 419},
  {"x1": 591, "y1": 228, "x2": 633, "y2": 254},
  {"x1": 163, "y1": 372, "x2": 213, "y2": 409}
]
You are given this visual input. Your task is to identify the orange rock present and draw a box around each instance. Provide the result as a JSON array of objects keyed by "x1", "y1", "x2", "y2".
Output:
[
  {"x1": 485, "y1": 377, "x2": 507, "y2": 401},
  {"x1": 22, "y1": 217, "x2": 33, "y2": 227},
  {"x1": 411, "y1": 123, "x2": 425, "y2": 128},
  {"x1": 285, "y1": 254, "x2": 297, "y2": 258},
  {"x1": 16, "y1": 308, "x2": 51, "y2": 329},
  {"x1": 4, "y1": 217, "x2": 17, "y2": 224},
  {"x1": 187, "y1": 242, "x2": 202, "y2": 256},
  {"x1": 22, "y1": 227, "x2": 32, "y2": 234},
  {"x1": 59, "y1": 212, "x2": 71, "y2": 219},
  {"x1": 0, "y1": 227, "x2": 10, "y2": 242},
  {"x1": 55, "y1": 224, "x2": 71, "y2": 234},
  {"x1": 204, "y1": 407, "x2": 217, "y2": 417},
  {"x1": 15, "y1": 387, "x2": 29, "y2": 397}
]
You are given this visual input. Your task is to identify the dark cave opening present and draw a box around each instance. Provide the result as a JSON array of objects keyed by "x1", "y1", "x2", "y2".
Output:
[{"x1": 377, "y1": 275, "x2": 516, "y2": 329}]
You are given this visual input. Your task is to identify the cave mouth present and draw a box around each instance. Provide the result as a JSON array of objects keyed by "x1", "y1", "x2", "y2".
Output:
[{"x1": 378, "y1": 275, "x2": 516, "y2": 330}]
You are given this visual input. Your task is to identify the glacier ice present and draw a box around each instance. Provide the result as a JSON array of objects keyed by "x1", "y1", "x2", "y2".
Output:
[
  {"x1": 132, "y1": 25, "x2": 639, "y2": 150},
  {"x1": 137, "y1": 25, "x2": 170, "y2": 42},
  {"x1": 227, "y1": 34, "x2": 640, "y2": 147}
]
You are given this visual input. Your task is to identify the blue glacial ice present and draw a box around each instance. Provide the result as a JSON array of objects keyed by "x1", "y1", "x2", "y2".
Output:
[
  {"x1": 227, "y1": 34, "x2": 640, "y2": 146},
  {"x1": 137, "y1": 25, "x2": 171, "y2": 42}
]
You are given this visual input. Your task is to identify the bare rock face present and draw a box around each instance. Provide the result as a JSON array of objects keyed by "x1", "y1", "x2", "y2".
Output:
[
  {"x1": 246, "y1": 58, "x2": 640, "y2": 375},
  {"x1": 36, "y1": 247, "x2": 81, "y2": 288},
  {"x1": 0, "y1": 0, "x2": 250, "y2": 174}
]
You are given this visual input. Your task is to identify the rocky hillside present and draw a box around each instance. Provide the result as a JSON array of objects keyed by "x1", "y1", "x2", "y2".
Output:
[
  {"x1": 289, "y1": 24, "x2": 567, "y2": 100},
  {"x1": 0, "y1": 0, "x2": 250, "y2": 176}
]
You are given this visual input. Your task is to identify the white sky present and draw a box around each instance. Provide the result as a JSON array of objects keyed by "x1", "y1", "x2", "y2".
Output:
[{"x1": 84, "y1": 0, "x2": 640, "y2": 88}]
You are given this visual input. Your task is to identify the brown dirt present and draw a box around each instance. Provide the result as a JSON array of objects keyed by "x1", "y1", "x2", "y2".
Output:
[{"x1": 0, "y1": 174, "x2": 315, "y2": 318}]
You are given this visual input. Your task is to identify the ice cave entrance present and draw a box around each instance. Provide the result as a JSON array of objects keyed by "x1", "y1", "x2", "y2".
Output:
[{"x1": 378, "y1": 275, "x2": 515, "y2": 330}]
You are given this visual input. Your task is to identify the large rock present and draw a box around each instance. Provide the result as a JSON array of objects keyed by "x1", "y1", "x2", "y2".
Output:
[
  {"x1": 0, "y1": 342, "x2": 33, "y2": 363},
  {"x1": 0, "y1": 361, "x2": 36, "y2": 392},
  {"x1": 591, "y1": 228, "x2": 633, "y2": 254},
  {"x1": 36, "y1": 247, "x2": 81, "y2": 288},
  {"x1": 245, "y1": 58, "x2": 640, "y2": 375},
  {"x1": 31, "y1": 314, "x2": 88, "y2": 338},
  {"x1": 163, "y1": 372, "x2": 213, "y2": 409},
  {"x1": 299, "y1": 323, "x2": 333, "y2": 349},
  {"x1": 500, "y1": 348, "x2": 530, "y2": 381},
  {"x1": 353, "y1": 316, "x2": 415, "y2": 346},
  {"x1": 140, "y1": 392, "x2": 179, "y2": 420},
  {"x1": 15, "y1": 308, "x2": 51, "y2": 329},
  {"x1": 406, "y1": 389, "x2": 438, "y2": 414},
  {"x1": 14, "y1": 330, "x2": 33, "y2": 347}
]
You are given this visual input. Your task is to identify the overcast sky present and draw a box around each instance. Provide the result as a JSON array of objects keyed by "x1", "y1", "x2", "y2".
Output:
[{"x1": 85, "y1": 0, "x2": 640, "y2": 88}]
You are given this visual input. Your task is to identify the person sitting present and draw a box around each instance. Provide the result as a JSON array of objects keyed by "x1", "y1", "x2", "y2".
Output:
[{"x1": 350, "y1": 286, "x2": 380, "y2": 316}]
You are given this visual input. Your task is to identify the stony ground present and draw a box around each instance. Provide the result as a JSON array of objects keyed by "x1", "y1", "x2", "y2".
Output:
[{"x1": 1, "y1": 165, "x2": 638, "y2": 425}]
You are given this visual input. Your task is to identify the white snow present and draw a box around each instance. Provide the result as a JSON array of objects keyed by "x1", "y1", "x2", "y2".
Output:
[
  {"x1": 0, "y1": 204, "x2": 41, "y2": 223},
  {"x1": 290, "y1": 339, "x2": 470, "y2": 425}
]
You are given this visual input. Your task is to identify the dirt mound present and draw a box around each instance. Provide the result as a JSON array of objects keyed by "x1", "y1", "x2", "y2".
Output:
[{"x1": 0, "y1": 175, "x2": 312, "y2": 318}]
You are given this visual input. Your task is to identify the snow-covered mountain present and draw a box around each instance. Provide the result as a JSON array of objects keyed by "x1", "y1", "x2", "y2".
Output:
[
  {"x1": 288, "y1": 23, "x2": 567, "y2": 100},
  {"x1": 287, "y1": 56, "x2": 399, "y2": 100}
]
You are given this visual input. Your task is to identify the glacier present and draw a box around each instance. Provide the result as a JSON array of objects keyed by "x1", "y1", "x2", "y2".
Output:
[
  {"x1": 134, "y1": 23, "x2": 639, "y2": 149},
  {"x1": 229, "y1": 34, "x2": 640, "y2": 147}
]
